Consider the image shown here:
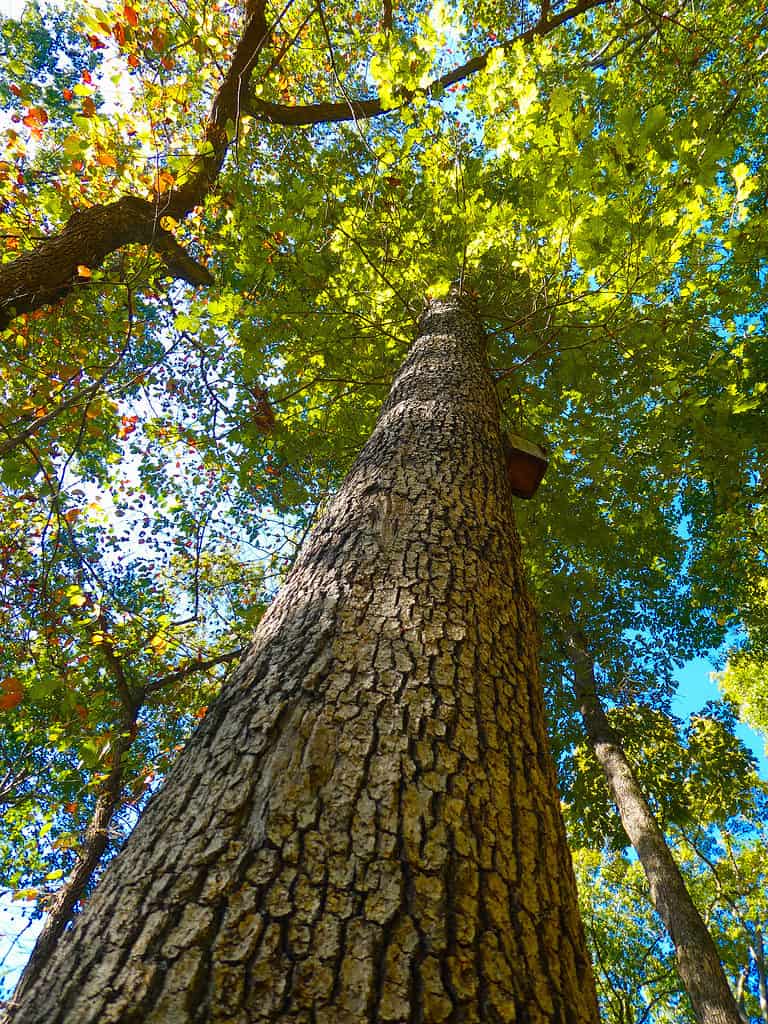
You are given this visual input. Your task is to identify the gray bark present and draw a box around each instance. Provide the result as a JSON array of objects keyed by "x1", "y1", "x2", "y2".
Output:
[
  {"x1": 9, "y1": 294, "x2": 598, "y2": 1023},
  {"x1": 755, "y1": 928, "x2": 768, "y2": 1022},
  {"x1": 567, "y1": 626, "x2": 743, "y2": 1024}
]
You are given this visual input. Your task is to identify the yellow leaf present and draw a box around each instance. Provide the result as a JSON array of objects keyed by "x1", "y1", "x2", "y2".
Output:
[
  {"x1": 96, "y1": 149, "x2": 117, "y2": 168},
  {"x1": 148, "y1": 633, "x2": 169, "y2": 655}
]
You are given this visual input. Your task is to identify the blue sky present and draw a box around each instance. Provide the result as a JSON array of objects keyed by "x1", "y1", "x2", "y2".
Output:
[{"x1": 673, "y1": 657, "x2": 768, "y2": 775}]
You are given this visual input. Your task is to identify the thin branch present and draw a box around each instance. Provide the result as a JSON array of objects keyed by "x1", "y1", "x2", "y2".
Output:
[{"x1": 143, "y1": 647, "x2": 246, "y2": 697}]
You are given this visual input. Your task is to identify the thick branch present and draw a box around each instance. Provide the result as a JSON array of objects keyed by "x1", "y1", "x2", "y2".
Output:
[
  {"x1": 0, "y1": 198, "x2": 212, "y2": 330},
  {"x1": 0, "y1": 0, "x2": 606, "y2": 328},
  {"x1": 567, "y1": 624, "x2": 743, "y2": 1024},
  {"x1": 249, "y1": 0, "x2": 610, "y2": 126},
  {"x1": 0, "y1": 2, "x2": 270, "y2": 329}
]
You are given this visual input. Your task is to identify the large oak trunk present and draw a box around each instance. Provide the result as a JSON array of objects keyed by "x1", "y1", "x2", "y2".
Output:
[{"x1": 11, "y1": 294, "x2": 598, "y2": 1023}]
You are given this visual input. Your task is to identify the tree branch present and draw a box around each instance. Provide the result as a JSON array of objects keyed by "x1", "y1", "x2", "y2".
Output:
[
  {"x1": 143, "y1": 646, "x2": 246, "y2": 697},
  {"x1": 0, "y1": 0, "x2": 608, "y2": 328},
  {"x1": 0, "y1": 0, "x2": 272, "y2": 329},
  {"x1": 0, "y1": 198, "x2": 212, "y2": 330},
  {"x1": 247, "y1": 0, "x2": 611, "y2": 125},
  {"x1": 10, "y1": 717, "x2": 137, "y2": 1006}
]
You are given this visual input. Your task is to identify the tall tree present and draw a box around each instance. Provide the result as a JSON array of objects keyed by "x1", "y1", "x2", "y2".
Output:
[
  {"x1": 566, "y1": 623, "x2": 743, "y2": 1024},
  {"x1": 2, "y1": 0, "x2": 768, "y2": 1013},
  {"x1": 8, "y1": 293, "x2": 600, "y2": 1023}
]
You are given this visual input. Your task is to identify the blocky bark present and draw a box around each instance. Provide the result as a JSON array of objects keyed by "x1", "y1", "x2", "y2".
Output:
[{"x1": 10, "y1": 295, "x2": 598, "y2": 1023}]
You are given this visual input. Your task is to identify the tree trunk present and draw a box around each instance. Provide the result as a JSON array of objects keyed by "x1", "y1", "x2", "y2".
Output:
[
  {"x1": 755, "y1": 928, "x2": 768, "y2": 1023},
  {"x1": 9, "y1": 294, "x2": 598, "y2": 1024},
  {"x1": 566, "y1": 626, "x2": 743, "y2": 1024},
  {"x1": 12, "y1": 722, "x2": 137, "y2": 1003}
]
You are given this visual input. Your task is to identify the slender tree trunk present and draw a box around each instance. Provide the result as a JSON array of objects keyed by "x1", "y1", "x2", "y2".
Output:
[
  {"x1": 566, "y1": 626, "x2": 742, "y2": 1024},
  {"x1": 12, "y1": 721, "x2": 137, "y2": 1003},
  {"x1": 755, "y1": 928, "x2": 768, "y2": 1022},
  {"x1": 734, "y1": 964, "x2": 750, "y2": 1024},
  {"x1": 8, "y1": 294, "x2": 598, "y2": 1023},
  {"x1": 12, "y1": 645, "x2": 247, "y2": 1000}
]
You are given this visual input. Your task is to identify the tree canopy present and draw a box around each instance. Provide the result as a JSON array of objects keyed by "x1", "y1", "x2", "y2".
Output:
[{"x1": 1, "y1": 0, "x2": 767, "y2": 1014}]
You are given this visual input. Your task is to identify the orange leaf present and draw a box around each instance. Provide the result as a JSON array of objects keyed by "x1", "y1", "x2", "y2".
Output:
[
  {"x1": 64, "y1": 801, "x2": 78, "y2": 814},
  {"x1": 96, "y1": 149, "x2": 117, "y2": 168},
  {"x1": 64, "y1": 508, "x2": 82, "y2": 523},
  {"x1": 151, "y1": 26, "x2": 166, "y2": 50},
  {"x1": 113, "y1": 21, "x2": 126, "y2": 45},
  {"x1": 124, "y1": 4, "x2": 139, "y2": 26},
  {"x1": 194, "y1": 706, "x2": 208, "y2": 720},
  {"x1": 22, "y1": 106, "x2": 48, "y2": 129},
  {"x1": 76, "y1": 265, "x2": 92, "y2": 278},
  {"x1": 154, "y1": 169, "x2": 174, "y2": 193},
  {"x1": 160, "y1": 55, "x2": 175, "y2": 70},
  {"x1": 63, "y1": 87, "x2": 73, "y2": 100},
  {"x1": 82, "y1": 69, "x2": 93, "y2": 84},
  {"x1": 128, "y1": 53, "x2": 140, "y2": 68},
  {"x1": 81, "y1": 96, "x2": 97, "y2": 117}
]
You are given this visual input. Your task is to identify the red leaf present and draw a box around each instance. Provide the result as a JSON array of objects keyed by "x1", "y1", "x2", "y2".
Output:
[
  {"x1": 63, "y1": 87, "x2": 73, "y2": 100},
  {"x1": 0, "y1": 677, "x2": 23, "y2": 711},
  {"x1": 10, "y1": 84, "x2": 21, "y2": 97},
  {"x1": 128, "y1": 53, "x2": 140, "y2": 67},
  {"x1": 82, "y1": 70, "x2": 93, "y2": 84},
  {"x1": 124, "y1": 4, "x2": 139, "y2": 26},
  {"x1": 88, "y1": 34, "x2": 107, "y2": 49},
  {"x1": 113, "y1": 21, "x2": 126, "y2": 45}
]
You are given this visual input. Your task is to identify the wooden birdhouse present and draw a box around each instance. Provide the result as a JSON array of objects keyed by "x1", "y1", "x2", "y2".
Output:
[{"x1": 503, "y1": 432, "x2": 548, "y2": 499}]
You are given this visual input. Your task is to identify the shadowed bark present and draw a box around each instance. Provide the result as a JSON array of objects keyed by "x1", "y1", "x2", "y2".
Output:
[
  {"x1": 8, "y1": 294, "x2": 599, "y2": 1023},
  {"x1": 567, "y1": 624, "x2": 743, "y2": 1024}
]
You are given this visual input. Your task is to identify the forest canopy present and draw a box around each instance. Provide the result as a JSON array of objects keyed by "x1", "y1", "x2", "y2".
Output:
[{"x1": 0, "y1": 0, "x2": 767, "y2": 1018}]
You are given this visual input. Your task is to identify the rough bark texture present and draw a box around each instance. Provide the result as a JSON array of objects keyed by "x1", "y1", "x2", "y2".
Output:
[
  {"x1": 568, "y1": 627, "x2": 742, "y2": 1024},
  {"x1": 10, "y1": 296, "x2": 598, "y2": 1024}
]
